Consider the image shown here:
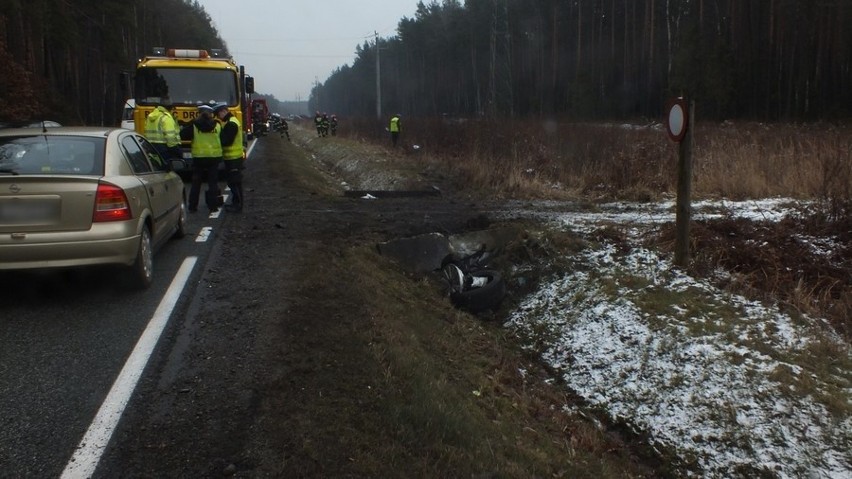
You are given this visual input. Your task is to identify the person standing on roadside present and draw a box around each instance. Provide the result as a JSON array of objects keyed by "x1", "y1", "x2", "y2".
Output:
[
  {"x1": 389, "y1": 113, "x2": 401, "y2": 147},
  {"x1": 314, "y1": 111, "x2": 323, "y2": 137},
  {"x1": 269, "y1": 113, "x2": 289, "y2": 140},
  {"x1": 329, "y1": 114, "x2": 338, "y2": 136},
  {"x1": 181, "y1": 103, "x2": 222, "y2": 213},
  {"x1": 214, "y1": 103, "x2": 245, "y2": 211},
  {"x1": 280, "y1": 115, "x2": 290, "y2": 141},
  {"x1": 320, "y1": 113, "x2": 330, "y2": 137},
  {"x1": 143, "y1": 98, "x2": 180, "y2": 168}
]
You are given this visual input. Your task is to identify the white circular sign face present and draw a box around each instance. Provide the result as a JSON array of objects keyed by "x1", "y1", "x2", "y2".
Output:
[
  {"x1": 666, "y1": 98, "x2": 689, "y2": 142},
  {"x1": 668, "y1": 104, "x2": 685, "y2": 137}
]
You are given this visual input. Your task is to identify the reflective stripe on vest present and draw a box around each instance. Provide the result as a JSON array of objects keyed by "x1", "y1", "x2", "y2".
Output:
[
  {"x1": 222, "y1": 116, "x2": 243, "y2": 160},
  {"x1": 191, "y1": 123, "x2": 223, "y2": 158},
  {"x1": 161, "y1": 113, "x2": 180, "y2": 147}
]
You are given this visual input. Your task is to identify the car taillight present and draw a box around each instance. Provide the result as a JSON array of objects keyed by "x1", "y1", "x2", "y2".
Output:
[{"x1": 93, "y1": 183, "x2": 132, "y2": 222}]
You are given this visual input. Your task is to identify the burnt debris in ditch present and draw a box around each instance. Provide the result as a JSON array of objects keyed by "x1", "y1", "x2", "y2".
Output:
[{"x1": 377, "y1": 226, "x2": 525, "y2": 314}]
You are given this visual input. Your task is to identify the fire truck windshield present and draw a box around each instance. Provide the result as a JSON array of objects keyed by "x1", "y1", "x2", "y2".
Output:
[{"x1": 135, "y1": 67, "x2": 238, "y2": 107}]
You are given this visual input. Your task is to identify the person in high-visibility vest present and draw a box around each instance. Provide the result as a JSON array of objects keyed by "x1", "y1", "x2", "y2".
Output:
[
  {"x1": 214, "y1": 103, "x2": 245, "y2": 211},
  {"x1": 143, "y1": 98, "x2": 180, "y2": 167},
  {"x1": 180, "y1": 104, "x2": 223, "y2": 213},
  {"x1": 389, "y1": 113, "x2": 401, "y2": 147}
]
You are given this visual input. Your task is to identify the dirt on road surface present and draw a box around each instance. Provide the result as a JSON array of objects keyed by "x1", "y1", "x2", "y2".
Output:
[{"x1": 99, "y1": 125, "x2": 663, "y2": 478}]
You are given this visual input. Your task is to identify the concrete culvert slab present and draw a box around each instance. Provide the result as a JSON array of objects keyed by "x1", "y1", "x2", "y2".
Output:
[
  {"x1": 448, "y1": 226, "x2": 524, "y2": 256},
  {"x1": 377, "y1": 226, "x2": 524, "y2": 275},
  {"x1": 376, "y1": 232, "x2": 451, "y2": 273}
]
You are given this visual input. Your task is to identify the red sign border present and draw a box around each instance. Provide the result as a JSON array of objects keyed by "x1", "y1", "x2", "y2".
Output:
[{"x1": 666, "y1": 97, "x2": 689, "y2": 142}]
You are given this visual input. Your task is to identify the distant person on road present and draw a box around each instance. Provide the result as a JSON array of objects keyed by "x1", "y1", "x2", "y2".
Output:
[
  {"x1": 181, "y1": 103, "x2": 222, "y2": 213},
  {"x1": 214, "y1": 103, "x2": 245, "y2": 211},
  {"x1": 143, "y1": 98, "x2": 180, "y2": 168},
  {"x1": 280, "y1": 115, "x2": 290, "y2": 141},
  {"x1": 389, "y1": 113, "x2": 401, "y2": 147}
]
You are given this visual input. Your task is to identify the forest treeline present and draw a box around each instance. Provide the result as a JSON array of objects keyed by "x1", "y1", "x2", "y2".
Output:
[
  {"x1": 1, "y1": 1, "x2": 850, "y2": 125},
  {"x1": 0, "y1": 0, "x2": 224, "y2": 126},
  {"x1": 315, "y1": 0, "x2": 852, "y2": 121}
]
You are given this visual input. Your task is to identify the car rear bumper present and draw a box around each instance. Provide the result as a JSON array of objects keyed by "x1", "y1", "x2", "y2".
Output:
[{"x1": 0, "y1": 223, "x2": 141, "y2": 270}]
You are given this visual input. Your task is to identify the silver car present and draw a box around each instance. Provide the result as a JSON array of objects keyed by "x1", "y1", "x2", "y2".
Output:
[{"x1": 0, "y1": 127, "x2": 187, "y2": 289}]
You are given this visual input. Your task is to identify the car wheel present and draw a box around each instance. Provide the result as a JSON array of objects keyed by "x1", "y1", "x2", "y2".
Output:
[
  {"x1": 441, "y1": 263, "x2": 465, "y2": 295},
  {"x1": 129, "y1": 227, "x2": 153, "y2": 289},
  {"x1": 173, "y1": 198, "x2": 187, "y2": 239},
  {"x1": 449, "y1": 269, "x2": 505, "y2": 313}
]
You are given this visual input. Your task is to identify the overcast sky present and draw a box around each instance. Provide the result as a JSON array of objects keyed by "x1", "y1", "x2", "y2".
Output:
[{"x1": 201, "y1": 0, "x2": 425, "y2": 102}]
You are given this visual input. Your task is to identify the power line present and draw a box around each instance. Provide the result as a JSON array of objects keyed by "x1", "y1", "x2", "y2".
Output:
[{"x1": 230, "y1": 51, "x2": 355, "y2": 59}]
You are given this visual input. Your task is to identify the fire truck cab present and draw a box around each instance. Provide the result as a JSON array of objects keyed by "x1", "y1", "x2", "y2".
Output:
[
  {"x1": 125, "y1": 47, "x2": 252, "y2": 174},
  {"x1": 248, "y1": 98, "x2": 270, "y2": 138}
]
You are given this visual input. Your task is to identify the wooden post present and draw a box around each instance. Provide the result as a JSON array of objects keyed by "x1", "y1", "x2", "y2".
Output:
[{"x1": 674, "y1": 100, "x2": 694, "y2": 268}]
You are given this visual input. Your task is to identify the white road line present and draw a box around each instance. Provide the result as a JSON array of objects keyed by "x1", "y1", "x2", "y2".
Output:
[
  {"x1": 61, "y1": 257, "x2": 198, "y2": 479},
  {"x1": 195, "y1": 226, "x2": 213, "y2": 242},
  {"x1": 245, "y1": 138, "x2": 257, "y2": 158}
]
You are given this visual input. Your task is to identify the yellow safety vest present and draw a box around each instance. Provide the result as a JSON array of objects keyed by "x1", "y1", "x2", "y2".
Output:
[
  {"x1": 160, "y1": 111, "x2": 180, "y2": 147},
  {"x1": 144, "y1": 108, "x2": 165, "y2": 143},
  {"x1": 222, "y1": 116, "x2": 243, "y2": 160},
  {"x1": 191, "y1": 123, "x2": 223, "y2": 158},
  {"x1": 389, "y1": 116, "x2": 400, "y2": 133},
  {"x1": 144, "y1": 107, "x2": 179, "y2": 147}
]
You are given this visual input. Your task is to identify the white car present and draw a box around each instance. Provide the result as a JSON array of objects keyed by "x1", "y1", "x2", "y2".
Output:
[
  {"x1": 121, "y1": 99, "x2": 136, "y2": 130},
  {"x1": 0, "y1": 126, "x2": 187, "y2": 289}
]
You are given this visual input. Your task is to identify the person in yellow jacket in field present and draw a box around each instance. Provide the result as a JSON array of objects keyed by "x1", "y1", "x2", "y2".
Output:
[
  {"x1": 214, "y1": 102, "x2": 245, "y2": 211},
  {"x1": 143, "y1": 98, "x2": 180, "y2": 167},
  {"x1": 389, "y1": 113, "x2": 401, "y2": 147},
  {"x1": 180, "y1": 103, "x2": 222, "y2": 213}
]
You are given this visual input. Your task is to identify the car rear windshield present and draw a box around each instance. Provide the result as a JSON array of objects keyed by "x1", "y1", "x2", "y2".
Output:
[{"x1": 0, "y1": 135, "x2": 105, "y2": 176}]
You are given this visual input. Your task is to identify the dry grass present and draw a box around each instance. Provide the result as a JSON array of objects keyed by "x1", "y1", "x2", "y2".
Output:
[
  {"x1": 654, "y1": 212, "x2": 852, "y2": 341},
  {"x1": 281, "y1": 242, "x2": 663, "y2": 477},
  {"x1": 280, "y1": 121, "x2": 849, "y2": 475},
  {"x1": 346, "y1": 117, "x2": 851, "y2": 203},
  {"x1": 695, "y1": 122, "x2": 852, "y2": 200}
]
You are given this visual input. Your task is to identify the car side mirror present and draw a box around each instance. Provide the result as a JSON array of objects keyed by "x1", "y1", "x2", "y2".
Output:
[{"x1": 169, "y1": 158, "x2": 188, "y2": 172}]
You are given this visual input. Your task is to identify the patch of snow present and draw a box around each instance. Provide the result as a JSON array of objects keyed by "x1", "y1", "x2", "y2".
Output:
[
  {"x1": 493, "y1": 197, "x2": 807, "y2": 240},
  {"x1": 504, "y1": 199, "x2": 851, "y2": 478}
]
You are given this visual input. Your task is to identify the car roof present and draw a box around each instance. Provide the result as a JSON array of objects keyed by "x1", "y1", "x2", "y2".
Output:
[
  {"x1": 0, "y1": 120, "x2": 62, "y2": 129},
  {"x1": 0, "y1": 126, "x2": 123, "y2": 138}
]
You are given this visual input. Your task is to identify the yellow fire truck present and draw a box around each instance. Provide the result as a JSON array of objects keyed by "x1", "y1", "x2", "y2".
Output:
[{"x1": 123, "y1": 47, "x2": 254, "y2": 173}]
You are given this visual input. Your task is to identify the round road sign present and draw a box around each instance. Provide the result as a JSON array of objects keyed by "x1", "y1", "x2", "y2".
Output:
[{"x1": 666, "y1": 98, "x2": 688, "y2": 142}]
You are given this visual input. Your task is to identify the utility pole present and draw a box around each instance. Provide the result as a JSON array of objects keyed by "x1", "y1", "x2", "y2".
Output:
[
  {"x1": 314, "y1": 76, "x2": 320, "y2": 111},
  {"x1": 375, "y1": 31, "x2": 382, "y2": 120}
]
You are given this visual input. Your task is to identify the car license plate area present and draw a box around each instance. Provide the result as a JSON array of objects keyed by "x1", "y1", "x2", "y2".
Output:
[{"x1": 0, "y1": 196, "x2": 62, "y2": 225}]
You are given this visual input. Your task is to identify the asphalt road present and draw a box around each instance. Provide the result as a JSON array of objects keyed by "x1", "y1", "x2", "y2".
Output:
[{"x1": 0, "y1": 181, "x2": 234, "y2": 477}]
